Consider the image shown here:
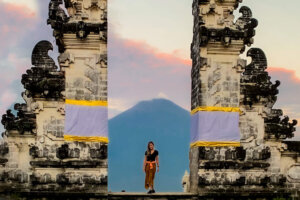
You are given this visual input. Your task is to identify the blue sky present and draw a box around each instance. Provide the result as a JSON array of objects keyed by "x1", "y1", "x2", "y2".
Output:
[{"x1": 0, "y1": 0, "x2": 299, "y2": 138}]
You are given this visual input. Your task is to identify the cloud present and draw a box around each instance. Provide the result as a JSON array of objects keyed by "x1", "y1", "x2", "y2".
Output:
[
  {"x1": 0, "y1": 0, "x2": 41, "y2": 110},
  {"x1": 268, "y1": 67, "x2": 300, "y2": 106},
  {"x1": 0, "y1": 0, "x2": 42, "y2": 94},
  {"x1": 0, "y1": 1, "x2": 37, "y2": 50},
  {"x1": 0, "y1": 89, "x2": 17, "y2": 114},
  {"x1": 0, "y1": 0, "x2": 55, "y2": 134},
  {"x1": 1, "y1": 0, "x2": 38, "y2": 11},
  {"x1": 108, "y1": 98, "x2": 134, "y2": 119},
  {"x1": 268, "y1": 67, "x2": 300, "y2": 140},
  {"x1": 109, "y1": 35, "x2": 191, "y2": 69},
  {"x1": 268, "y1": 67, "x2": 300, "y2": 83},
  {"x1": 108, "y1": 32, "x2": 191, "y2": 118},
  {"x1": 158, "y1": 92, "x2": 169, "y2": 99},
  {"x1": 108, "y1": 37, "x2": 300, "y2": 140}
]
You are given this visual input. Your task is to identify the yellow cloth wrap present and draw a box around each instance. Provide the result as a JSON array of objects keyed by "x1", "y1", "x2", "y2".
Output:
[
  {"x1": 65, "y1": 99, "x2": 108, "y2": 107},
  {"x1": 145, "y1": 162, "x2": 156, "y2": 189},
  {"x1": 146, "y1": 161, "x2": 157, "y2": 170},
  {"x1": 190, "y1": 141, "x2": 241, "y2": 147},
  {"x1": 191, "y1": 106, "x2": 241, "y2": 115},
  {"x1": 64, "y1": 135, "x2": 109, "y2": 143}
]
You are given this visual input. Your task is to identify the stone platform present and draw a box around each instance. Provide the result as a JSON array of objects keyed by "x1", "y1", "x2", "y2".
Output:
[
  {"x1": 108, "y1": 192, "x2": 197, "y2": 200},
  {"x1": 0, "y1": 192, "x2": 196, "y2": 200},
  {"x1": 0, "y1": 192, "x2": 296, "y2": 200}
]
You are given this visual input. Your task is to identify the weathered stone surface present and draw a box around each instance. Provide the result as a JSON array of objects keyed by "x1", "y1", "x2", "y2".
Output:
[
  {"x1": 23, "y1": 41, "x2": 65, "y2": 100},
  {"x1": 188, "y1": 0, "x2": 299, "y2": 198},
  {"x1": 1, "y1": 106, "x2": 36, "y2": 135},
  {"x1": 0, "y1": 0, "x2": 108, "y2": 194},
  {"x1": 48, "y1": 0, "x2": 107, "y2": 53}
]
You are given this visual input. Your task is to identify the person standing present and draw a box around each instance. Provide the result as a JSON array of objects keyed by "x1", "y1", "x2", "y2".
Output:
[{"x1": 143, "y1": 141, "x2": 159, "y2": 194}]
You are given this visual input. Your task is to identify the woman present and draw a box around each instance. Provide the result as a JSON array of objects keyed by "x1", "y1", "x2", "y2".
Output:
[{"x1": 143, "y1": 141, "x2": 159, "y2": 194}]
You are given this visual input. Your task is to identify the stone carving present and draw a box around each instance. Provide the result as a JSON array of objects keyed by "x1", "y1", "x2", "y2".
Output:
[
  {"x1": 48, "y1": 0, "x2": 107, "y2": 52},
  {"x1": 189, "y1": 0, "x2": 300, "y2": 198},
  {"x1": 65, "y1": 54, "x2": 108, "y2": 101},
  {"x1": 48, "y1": 0, "x2": 68, "y2": 23},
  {"x1": 0, "y1": 0, "x2": 108, "y2": 196},
  {"x1": 1, "y1": 104, "x2": 36, "y2": 135},
  {"x1": 241, "y1": 48, "x2": 280, "y2": 107},
  {"x1": 197, "y1": 5, "x2": 258, "y2": 48},
  {"x1": 241, "y1": 48, "x2": 297, "y2": 139},
  {"x1": 287, "y1": 165, "x2": 300, "y2": 181},
  {"x1": 2, "y1": 41, "x2": 64, "y2": 136},
  {"x1": 43, "y1": 117, "x2": 64, "y2": 138},
  {"x1": 29, "y1": 142, "x2": 108, "y2": 161},
  {"x1": 58, "y1": 52, "x2": 75, "y2": 67},
  {"x1": 0, "y1": 142, "x2": 9, "y2": 156},
  {"x1": 22, "y1": 41, "x2": 65, "y2": 99},
  {"x1": 265, "y1": 110, "x2": 298, "y2": 139},
  {"x1": 90, "y1": 145, "x2": 108, "y2": 159}
]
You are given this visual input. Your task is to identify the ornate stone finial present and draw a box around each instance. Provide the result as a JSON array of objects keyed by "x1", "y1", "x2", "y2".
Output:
[
  {"x1": 195, "y1": 4, "x2": 257, "y2": 49},
  {"x1": 241, "y1": 48, "x2": 280, "y2": 107},
  {"x1": 31, "y1": 40, "x2": 56, "y2": 69},
  {"x1": 22, "y1": 41, "x2": 65, "y2": 99},
  {"x1": 1, "y1": 107, "x2": 36, "y2": 135},
  {"x1": 48, "y1": 0, "x2": 107, "y2": 53},
  {"x1": 246, "y1": 48, "x2": 267, "y2": 71},
  {"x1": 265, "y1": 110, "x2": 298, "y2": 139},
  {"x1": 64, "y1": 0, "x2": 107, "y2": 22},
  {"x1": 48, "y1": 0, "x2": 68, "y2": 24}
]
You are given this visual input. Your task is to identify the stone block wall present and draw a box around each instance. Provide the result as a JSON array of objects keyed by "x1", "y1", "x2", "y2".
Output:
[
  {"x1": 0, "y1": 0, "x2": 108, "y2": 194},
  {"x1": 189, "y1": 0, "x2": 300, "y2": 198}
]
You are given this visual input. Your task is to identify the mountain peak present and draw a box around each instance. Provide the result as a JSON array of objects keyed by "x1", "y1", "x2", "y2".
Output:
[
  {"x1": 111, "y1": 98, "x2": 189, "y2": 121},
  {"x1": 108, "y1": 98, "x2": 190, "y2": 192},
  {"x1": 134, "y1": 98, "x2": 185, "y2": 110}
]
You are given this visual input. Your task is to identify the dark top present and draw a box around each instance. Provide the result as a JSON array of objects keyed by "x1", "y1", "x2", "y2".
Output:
[{"x1": 145, "y1": 150, "x2": 159, "y2": 161}]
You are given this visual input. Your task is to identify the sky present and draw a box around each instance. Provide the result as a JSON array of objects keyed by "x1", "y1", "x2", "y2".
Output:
[{"x1": 0, "y1": 0, "x2": 300, "y2": 138}]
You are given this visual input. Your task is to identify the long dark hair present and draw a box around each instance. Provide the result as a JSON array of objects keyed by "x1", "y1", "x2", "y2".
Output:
[{"x1": 146, "y1": 141, "x2": 154, "y2": 156}]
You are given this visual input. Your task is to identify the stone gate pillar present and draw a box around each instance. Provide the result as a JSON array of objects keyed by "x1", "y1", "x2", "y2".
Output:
[
  {"x1": 48, "y1": 0, "x2": 108, "y2": 193},
  {"x1": 189, "y1": 0, "x2": 253, "y2": 193},
  {"x1": 189, "y1": 0, "x2": 300, "y2": 198},
  {"x1": 0, "y1": 0, "x2": 108, "y2": 195}
]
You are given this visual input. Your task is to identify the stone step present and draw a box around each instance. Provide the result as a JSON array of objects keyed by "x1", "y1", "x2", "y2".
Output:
[
  {"x1": 0, "y1": 192, "x2": 197, "y2": 200},
  {"x1": 108, "y1": 192, "x2": 197, "y2": 200},
  {"x1": 0, "y1": 192, "x2": 295, "y2": 200}
]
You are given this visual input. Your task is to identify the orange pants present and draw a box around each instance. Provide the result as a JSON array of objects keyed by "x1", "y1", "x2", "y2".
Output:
[{"x1": 145, "y1": 162, "x2": 156, "y2": 189}]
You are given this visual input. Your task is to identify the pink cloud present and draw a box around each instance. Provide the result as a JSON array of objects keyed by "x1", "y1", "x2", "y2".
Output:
[
  {"x1": 267, "y1": 67, "x2": 300, "y2": 139},
  {"x1": 0, "y1": 1, "x2": 40, "y2": 111},
  {"x1": 0, "y1": 90, "x2": 16, "y2": 104},
  {"x1": 109, "y1": 36, "x2": 300, "y2": 139},
  {"x1": 0, "y1": 89, "x2": 17, "y2": 114},
  {"x1": 7, "y1": 53, "x2": 30, "y2": 75},
  {"x1": 110, "y1": 33, "x2": 191, "y2": 69},
  {"x1": 0, "y1": 53, "x2": 30, "y2": 92},
  {"x1": 0, "y1": 1, "x2": 36, "y2": 19},
  {"x1": 0, "y1": 1, "x2": 37, "y2": 48},
  {"x1": 108, "y1": 33, "x2": 191, "y2": 115},
  {"x1": 0, "y1": 1, "x2": 54, "y2": 132},
  {"x1": 267, "y1": 67, "x2": 300, "y2": 83}
]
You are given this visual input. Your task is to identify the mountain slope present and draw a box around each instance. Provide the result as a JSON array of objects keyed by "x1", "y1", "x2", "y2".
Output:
[{"x1": 108, "y1": 99, "x2": 190, "y2": 192}]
